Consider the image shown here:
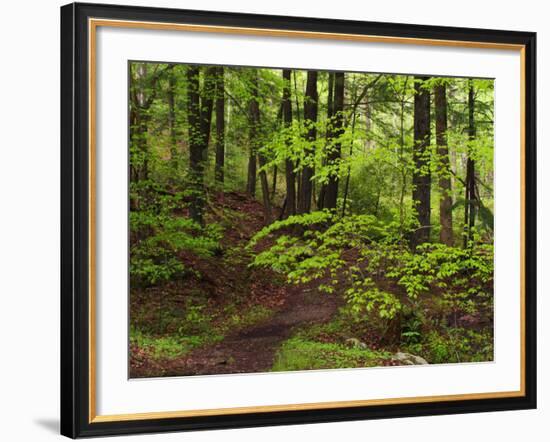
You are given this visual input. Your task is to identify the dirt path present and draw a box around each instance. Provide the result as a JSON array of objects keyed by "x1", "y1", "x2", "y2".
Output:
[
  {"x1": 161, "y1": 286, "x2": 341, "y2": 377},
  {"x1": 131, "y1": 192, "x2": 342, "y2": 378}
]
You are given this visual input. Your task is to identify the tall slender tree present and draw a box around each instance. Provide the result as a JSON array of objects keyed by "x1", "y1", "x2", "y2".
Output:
[
  {"x1": 214, "y1": 67, "x2": 225, "y2": 184},
  {"x1": 167, "y1": 64, "x2": 177, "y2": 164},
  {"x1": 298, "y1": 70, "x2": 318, "y2": 214},
  {"x1": 341, "y1": 75, "x2": 362, "y2": 217},
  {"x1": 186, "y1": 66, "x2": 215, "y2": 225},
  {"x1": 323, "y1": 72, "x2": 344, "y2": 210},
  {"x1": 249, "y1": 71, "x2": 273, "y2": 222},
  {"x1": 464, "y1": 79, "x2": 477, "y2": 246},
  {"x1": 270, "y1": 102, "x2": 284, "y2": 200},
  {"x1": 317, "y1": 72, "x2": 334, "y2": 209},
  {"x1": 397, "y1": 76, "x2": 410, "y2": 230},
  {"x1": 246, "y1": 140, "x2": 257, "y2": 197},
  {"x1": 411, "y1": 76, "x2": 432, "y2": 248},
  {"x1": 435, "y1": 81, "x2": 453, "y2": 246},
  {"x1": 282, "y1": 69, "x2": 296, "y2": 217}
]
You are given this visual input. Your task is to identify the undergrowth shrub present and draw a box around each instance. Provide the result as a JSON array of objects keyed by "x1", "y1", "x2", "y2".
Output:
[
  {"x1": 248, "y1": 211, "x2": 493, "y2": 359},
  {"x1": 130, "y1": 180, "x2": 223, "y2": 287}
]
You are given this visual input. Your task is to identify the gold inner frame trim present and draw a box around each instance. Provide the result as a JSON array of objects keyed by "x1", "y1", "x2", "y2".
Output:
[{"x1": 88, "y1": 17, "x2": 527, "y2": 424}]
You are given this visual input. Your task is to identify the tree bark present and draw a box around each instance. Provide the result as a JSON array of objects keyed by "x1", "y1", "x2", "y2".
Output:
[
  {"x1": 435, "y1": 82, "x2": 453, "y2": 246},
  {"x1": 398, "y1": 76, "x2": 410, "y2": 232},
  {"x1": 464, "y1": 79, "x2": 477, "y2": 247},
  {"x1": 341, "y1": 103, "x2": 358, "y2": 217},
  {"x1": 200, "y1": 67, "x2": 216, "y2": 151},
  {"x1": 411, "y1": 76, "x2": 431, "y2": 248},
  {"x1": 249, "y1": 71, "x2": 273, "y2": 222},
  {"x1": 317, "y1": 72, "x2": 334, "y2": 210},
  {"x1": 186, "y1": 66, "x2": 204, "y2": 225},
  {"x1": 245, "y1": 70, "x2": 257, "y2": 197},
  {"x1": 282, "y1": 69, "x2": 296, "y2": 217},
  {"x1": 298, "y1": 70, "x2": 318, "y2": 214},
  {"x1": 214, "y1": 67, "x2": 225, "y2": 184},
  {"x1": 323, "y1": 72, "x2": 344, "y2": 210},
  {"x1": 186, "y1": 66, "x2": 215, "y2": 226},
  {"x1": 271, "y1": 165, "x2": 278, "y2": 199},
  {"x1": 167, "y1": 64, "x2": 177, "y2": 163}
]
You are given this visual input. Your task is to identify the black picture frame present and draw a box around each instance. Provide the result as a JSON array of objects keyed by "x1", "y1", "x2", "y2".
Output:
[{"x1": 61, "y1": 2, "x2": 537, "y2": 438}]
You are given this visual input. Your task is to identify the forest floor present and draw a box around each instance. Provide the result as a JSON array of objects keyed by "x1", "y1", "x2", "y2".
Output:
[
  {"x1": 130, "y1": 191, "x2": 392, "y2": 378},
  {"x1": 158, "y1": 278, "x2": 341, "y2": 376}
]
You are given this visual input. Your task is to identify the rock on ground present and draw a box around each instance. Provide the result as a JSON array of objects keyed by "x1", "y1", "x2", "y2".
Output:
[{"x1": 392, "y1": 351, "x2": 429, "y2": 365}]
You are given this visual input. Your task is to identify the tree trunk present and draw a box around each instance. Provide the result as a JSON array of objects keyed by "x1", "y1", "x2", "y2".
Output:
[
  {"x1": 282, "y1": 69, "x2": 296, "y2": 217},
  {"x1": 435, "y1": 82, "x2": 453, "y2": 246},
  {"x1": 249, "y1": 71, "x2": 273, "y2": 223},
  {"x1": 464, "y1": 79, "x2": 477, "y2": 247},
  {"x1": 411, "y1": 76, "x2": 431, "y2": 248},
  {"x1": 214, "y1": 67, "x2": 225, "y2": 184},
  {"x1": 341, "y1": 105, "x2": 358, "y2": 217},
  {"x1": 271, "y1": 165, "x2": 278, "y2": 199},
  {"x1": 200, "y1": 67, "x2": 216, "y2": 152},
  {"x1": 245, "y1": 71, "x2": 258, "y2": 197},
  {"x1": 258, "y1": 157, "x2": 272, "y2": 223},
  {"x1": 246, "y1": 152, "x2": 257, "y2": 197},
  {"x1": 317, "y1": 72, "x2": 334, "y2": 210},
  {"x1": 398, "y1": 76, "x2": 409, "y2": 232},
  {"x1": 298, "y1": 70, "x2": 318, "y2": 214},
  {"x1": 323, "y1": 72, "x2": 344, "y2": 210},
  {"x1": 186, "y1": 66, "x2": 215, "y2": 226},
  {"x1": 167, "y1": 64, "x2": 177, "y2": 163},
  {"x1": 186, "y1": 66, "x2": 204, "y2": 225}
]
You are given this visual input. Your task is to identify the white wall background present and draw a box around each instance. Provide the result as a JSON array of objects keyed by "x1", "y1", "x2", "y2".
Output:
[{"x1": 0, "y1": 0, "x2": 545, "y2": 440}]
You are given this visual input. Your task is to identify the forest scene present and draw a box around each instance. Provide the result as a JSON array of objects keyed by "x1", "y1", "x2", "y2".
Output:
[{"x1": 129, "y1": 61, "x2": 495, "y2": 378}]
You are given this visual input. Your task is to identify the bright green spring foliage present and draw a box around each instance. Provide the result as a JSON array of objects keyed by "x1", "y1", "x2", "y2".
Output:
[
  {"x1": 249, "y1": 212, "x2": 493, "y2": 325},
  {"x1": 130, "y1": 180, "x2": 223, "y2": 286}
]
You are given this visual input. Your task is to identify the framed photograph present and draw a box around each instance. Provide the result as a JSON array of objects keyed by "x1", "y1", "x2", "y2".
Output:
[{"x1": 60, "y1": 2, "x2": 536, "y2": 438}]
